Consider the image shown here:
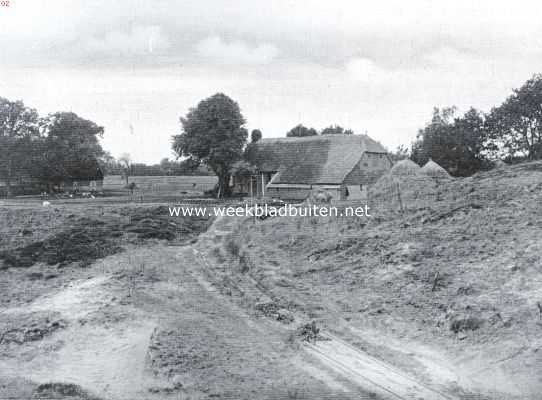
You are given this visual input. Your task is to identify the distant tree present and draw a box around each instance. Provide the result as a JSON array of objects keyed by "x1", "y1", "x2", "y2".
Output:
[
  {"x1": 389, "y1": 145, "x2": 410, "y2": 162},
  {"x1": 99, "y1": 151, "x2": 120, "y2": 175},
  {"x1": 178, "y1": 158, "x2": 201, "y2": 173},
  {"x1": 127, "y1": 181, "x2": 137, "y2": 195},
  {"x1": 411, "y1": 107, "x2": 488, "y2": 176},
  {"x1": 118, "y1": 153, "x2": 131, "y2": 185},
  {"x1": 320, "y1": 125, "x2": 354, "y2": 135},
  {"x1": 172, "y1": 93, "x2": 248, "y2": 198},
  {"x1": 159, "y1": 157, "x2": 172, "y2": 175},
  {"x1": 286, "y1": 124, "x2": 318, "y2": 137},
  {"x1": 486, "y1": 74, "x2": 542, "y2": 160},
  {"x1": 38, "y1": 112, "x2": 105, "y2": 186},
  {"x1": 411, "y1": 106, "x2": 456, "y2": 167},
  {"x1": 0, "y1": 98, "x2": 40, "y2": 197},
  {"x1": 450, "y1": 108, "x2": 489, "y2": 174},
  {"x1": 251, "y1": 129, "x2": 262, "y2": 142}
]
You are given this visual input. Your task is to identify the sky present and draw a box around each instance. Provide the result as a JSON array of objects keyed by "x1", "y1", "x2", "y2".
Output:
[{"x1": 2, "y1": 0, "x2": 542, "y2": 163}]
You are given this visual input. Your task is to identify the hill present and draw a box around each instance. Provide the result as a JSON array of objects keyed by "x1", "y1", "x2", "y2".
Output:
[{"x1": 217, "y1": 161, "x2": 542, "y2": 399}]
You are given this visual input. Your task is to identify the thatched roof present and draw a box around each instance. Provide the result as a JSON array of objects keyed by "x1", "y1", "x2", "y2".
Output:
[
  {"x1": 247, "y1": 134, "x2": 388, "y2": 185},
  {"x1": 420, "y1": 159, "x2": 451, "y2": 178},
  {"x1": 390, "y1": 159, "x2": 421, "y2": 176}
]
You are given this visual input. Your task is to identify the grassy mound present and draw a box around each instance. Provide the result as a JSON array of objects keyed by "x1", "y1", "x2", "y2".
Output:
[
  {"x1": 0, "y1": 218, "x2": 123, "y2": 269},
  {"x1": 0, "y1": 206, "x2": 213, "y2": 269},
  {"x1": 32, "y1": 383, "x2": 102, "y2": 400},
  {"x1": 122, "y1": 205, "x2": 212, "y2": 241},
  {"x1": 228, "y1": 161, "x2": 542, "y2": 394}
]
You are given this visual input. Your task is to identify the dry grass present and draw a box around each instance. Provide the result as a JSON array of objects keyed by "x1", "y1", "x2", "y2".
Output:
[
  {"x1": 225, "y1": 161, "x2": 542, "y2": 395},
  {"x1": 0, "y1": 205, "x2": 213, "y2": 270}
]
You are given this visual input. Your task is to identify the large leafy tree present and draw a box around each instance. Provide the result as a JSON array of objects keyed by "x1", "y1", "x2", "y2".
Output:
[
  {"x1": 38, "y1": 112, "x2": 104, "y2": 185},
  {"x1": 411, "y1": 107, "x2": 488, "y2": 176},
  {"x1": 486, "y1": 74, "x2": 542, "y2": 160},
  {"x1": 172, "y1": 93, "x2": 248, "y2": 198},
  {"x1": 286, "y1": 124, "x2": 318, "y2": 137},
  {"x1": 0, "y1": 97, "x2": 40, "y2": 197}
]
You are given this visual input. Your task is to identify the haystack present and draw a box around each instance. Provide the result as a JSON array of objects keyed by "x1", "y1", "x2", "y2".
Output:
[
  {"x1": 420, "y1": 159, "x2": 451, "y2": 179},
  {"x1": 390, "y1": 159, "x2": 421, "y2": 176},
  {"x1": 369, "y1": 170, "x2": 438, "y2": 212}
]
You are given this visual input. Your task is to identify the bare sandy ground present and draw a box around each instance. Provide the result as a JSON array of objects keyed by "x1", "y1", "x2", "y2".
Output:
[{"x1": 0, "y1": 239, "x2": 368, "y2": 400}]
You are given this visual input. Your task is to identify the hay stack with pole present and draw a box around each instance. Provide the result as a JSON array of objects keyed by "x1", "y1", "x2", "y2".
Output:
[
  {"x1": 369, "y1": 159, "x2": 437, "y2": 213},
  {"x1": 420, "y1": 159, "x2": 451, "y2": 181},
  {"x1": 390, "y1": 159, "x2": 422, "y2": 176}
]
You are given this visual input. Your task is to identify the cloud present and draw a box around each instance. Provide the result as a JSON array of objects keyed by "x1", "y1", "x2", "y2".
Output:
[
  {"x1": 195, "y1": 36, "x2": 279, "y2": 65},
  {"x1": 79, "y1": 25, "x2": 171, "y2": 57},
  {"x1": 345, "y1": 58, "x2": 397, "y2": 83}
]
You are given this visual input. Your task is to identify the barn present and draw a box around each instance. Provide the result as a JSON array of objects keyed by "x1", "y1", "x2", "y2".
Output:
[{"x1": 232, "y1": 134, "x2": 392, "y2": 201}]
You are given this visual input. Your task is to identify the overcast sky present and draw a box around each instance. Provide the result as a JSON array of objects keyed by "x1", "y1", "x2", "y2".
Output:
[{"x1": 2, "y1": 0, "x2": 542, "y2": 163}]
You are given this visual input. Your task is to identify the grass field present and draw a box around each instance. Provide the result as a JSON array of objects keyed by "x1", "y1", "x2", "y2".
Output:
[{"x1": 103, "y1": 175, "x2": 217, "y2": 194}]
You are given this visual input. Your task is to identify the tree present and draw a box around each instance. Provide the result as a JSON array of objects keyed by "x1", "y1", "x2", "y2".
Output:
[
  {"x1": 0, "y1": 98, "x2": 40, "y2": 197},
  {"x1": 38, "y1": 112, "x2": 104, "y2": 186},
  {"x1": 172, "y1": 93, "x2": 248, "y2": 198},
  {"x1": 99, "y1": 151, "x2": 120, "y2": 175},
  {"x1": 286, "y1": 124, "x2": 318, "y2": 137},
  {"x1": 450, "y1": 108, "x2": 488, "y2": 175},
  {"x1": 486, "y1": 74, "x2": 542, "y2": 160},
  {"x1": 118, "y1": 153, "x2": 131, "y2": 185},
  {"x1": 159, "y1": 157, "x2": 172, "y2": 175},
  {"x1": 411, "y1": 107, "x2": 488, "y2": 176},
  {"x1": 389, "y1": 145, "x2": 410, "y2": 162},
  {"x1": 251, "y1": 129, "x2": 262, "y2": 142},
  {"x1": 320, "y1": 125, "x2": 354, "y2": 135}
]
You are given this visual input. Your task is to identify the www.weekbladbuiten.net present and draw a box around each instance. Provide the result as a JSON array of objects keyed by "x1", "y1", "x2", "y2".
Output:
[{"x1": 168, "y1": 203, "x2": 371, "y2": 218}]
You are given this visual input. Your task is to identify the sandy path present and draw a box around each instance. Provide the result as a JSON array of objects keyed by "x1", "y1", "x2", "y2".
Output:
[
  {"x1": 194, "y1": 216, "x2": 475, "y2": 400},
  {"x1": 305, "y1": 334, "x2": 457, "y2": 400}
]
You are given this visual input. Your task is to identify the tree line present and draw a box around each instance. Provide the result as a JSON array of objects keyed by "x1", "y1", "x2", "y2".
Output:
[
  {"x1": 406, "y1": 74, "x2": 542, "y2": 176},
  {"x1": 100, "y1": 153, "x2": 213, "y2": 182},
  {"x1": 0, "y1": 97, "x2": 105, "y2": 197},
  {"x1": 286, "y1": 124, "x2": 354, "y2": 137}
]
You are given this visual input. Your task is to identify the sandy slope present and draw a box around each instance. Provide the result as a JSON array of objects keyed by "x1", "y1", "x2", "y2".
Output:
[{"x1": 198, "y1": 162, "x2": 542, "y2": 400}]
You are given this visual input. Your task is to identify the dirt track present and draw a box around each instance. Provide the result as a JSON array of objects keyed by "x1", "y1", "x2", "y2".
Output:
[{"x1": 192, "y1": 216, "x2": 482, "y2": 400}]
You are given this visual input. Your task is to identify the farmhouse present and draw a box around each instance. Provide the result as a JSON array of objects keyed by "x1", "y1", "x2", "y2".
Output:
[{"x1": 233, "y1": 134, "x2": 392, "y2": 201}]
